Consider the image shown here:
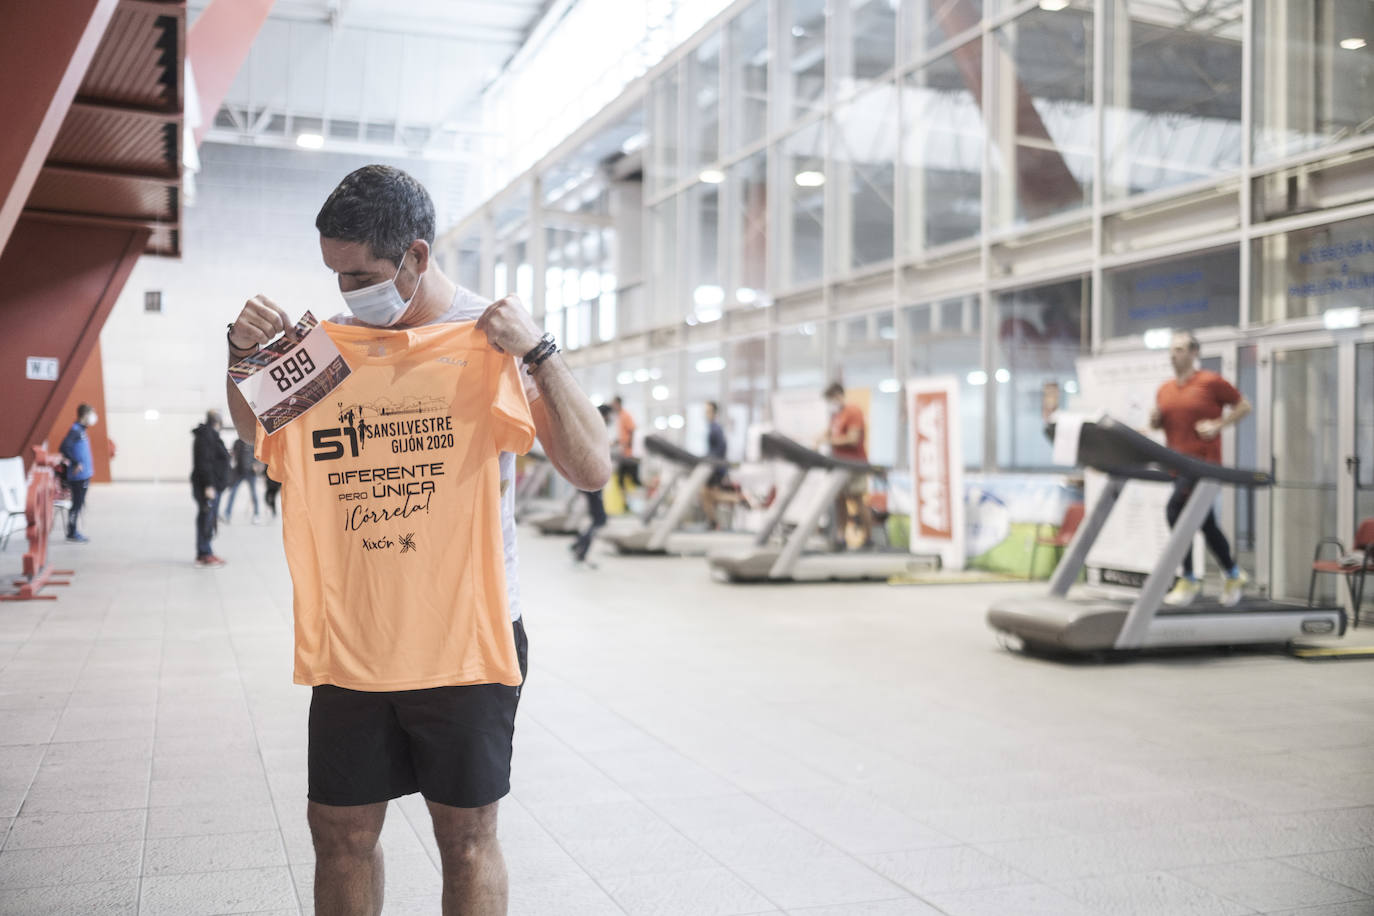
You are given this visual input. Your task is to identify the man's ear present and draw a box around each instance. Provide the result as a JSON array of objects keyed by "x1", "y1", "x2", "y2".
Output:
[{"x1": 410, "y1": 239, "x2": 431, "y2": 274}]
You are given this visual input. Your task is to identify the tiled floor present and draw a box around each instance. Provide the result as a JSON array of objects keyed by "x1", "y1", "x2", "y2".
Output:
[{"x1": 1, "y1": 482, "x2": 1372, "y2": 915}]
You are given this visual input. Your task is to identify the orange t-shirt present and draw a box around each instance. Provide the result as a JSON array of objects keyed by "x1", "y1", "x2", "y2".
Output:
[
  {"x1": 830, "y1": 404, "x2": 868, "y2": 463},
  {"x1": 256, "y1": 320, "x2": 535, "y2": 690},
  {"x1": 1156, "y1": 370, "x2": 1240, "y2": 465}
]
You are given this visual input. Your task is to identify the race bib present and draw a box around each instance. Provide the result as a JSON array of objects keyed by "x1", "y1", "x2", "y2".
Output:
[{"x1": 229, "y1": 312, "x2": 352, "y2": 433}]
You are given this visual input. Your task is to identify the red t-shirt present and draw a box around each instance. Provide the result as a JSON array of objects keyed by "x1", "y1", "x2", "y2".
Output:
[
  {"x1": 830, "y1": 404, "x2": 868, "y2": 463},
  {"x1": 1156, "y1": 370, "x2": 1241, "y2": 465}
]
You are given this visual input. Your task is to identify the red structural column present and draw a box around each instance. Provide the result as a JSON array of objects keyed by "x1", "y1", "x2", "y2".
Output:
[{"x1": 0, "y1": 218, "x2": 149, "y2": 463}]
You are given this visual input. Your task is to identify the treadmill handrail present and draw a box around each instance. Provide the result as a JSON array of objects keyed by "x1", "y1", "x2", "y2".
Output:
[
  {"x1": 1078, "y1": 418, "x2": 1271, "y2": 488},
  {"x1": 643, "y1": 434, "x2": 728, "y2": 470},
  {"x1": 759, "y1": 432, "x2": 886, "y2": 477}
]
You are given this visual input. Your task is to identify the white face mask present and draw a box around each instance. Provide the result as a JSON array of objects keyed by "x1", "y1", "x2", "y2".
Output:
[
  {"x1": 340, "y1": 253, "x2": 424, "y2": 327},
  {"x1": 83, "y1": 412, "x2": 98, "y2": 427}
]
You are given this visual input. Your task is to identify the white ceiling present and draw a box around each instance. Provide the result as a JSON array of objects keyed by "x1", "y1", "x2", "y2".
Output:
[{"x1": 192, "y1": 0, "x2": 551, "y2": 160}]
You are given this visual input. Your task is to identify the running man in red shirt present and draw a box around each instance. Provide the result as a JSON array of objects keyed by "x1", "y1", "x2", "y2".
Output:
[
  {"x1": 820, "y1": 382, "x2": 873, "y2": 548},
  {"x1": 1149, "y1": 331, "x2": 1252, "y2": 606}
]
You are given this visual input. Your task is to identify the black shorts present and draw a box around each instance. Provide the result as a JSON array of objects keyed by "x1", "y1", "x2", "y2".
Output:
[{"x1": 307, "y1": 618, "x2": 528, "y2": 809}]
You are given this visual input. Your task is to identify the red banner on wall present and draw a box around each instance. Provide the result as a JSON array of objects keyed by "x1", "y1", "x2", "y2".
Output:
[{"x1": 907, "y1": 377, "x2": 965, "y2": 570}]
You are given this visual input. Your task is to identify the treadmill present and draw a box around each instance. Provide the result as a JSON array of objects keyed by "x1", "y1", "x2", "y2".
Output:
[
  {"x1": 513, "y1": 451, "x2": 560, "y2": 522},
  {"x1": 707, "y1": 433, "x2": 939, "y2": 583},
  {"x1": 529, "y1": 436, "x2": 692, "y2": 537},
  {"x1": 987, "y1": 416, "x2": 1346, "y2": 653},
  {"x1": 598, "y1": 435, "x2": 757, "y2": 556}
]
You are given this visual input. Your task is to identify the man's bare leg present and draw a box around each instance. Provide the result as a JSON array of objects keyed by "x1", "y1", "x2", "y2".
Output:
[
  {"x1": 427, "y1": 798, "x2": 507, "y2": 916},
  {"x1": 309, "y1": 800, "x2": 388, "y2": 916}
]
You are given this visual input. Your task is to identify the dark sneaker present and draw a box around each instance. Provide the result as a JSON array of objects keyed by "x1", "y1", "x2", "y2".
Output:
[{"x1": 66, "y1": 533, "x2": 89, "y2": 544}]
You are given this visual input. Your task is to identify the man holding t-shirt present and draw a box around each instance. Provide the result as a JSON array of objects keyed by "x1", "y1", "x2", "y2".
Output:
[
  {"x1": 1150, "y1": 330, "x2": 1251, "y2": 607},
  {"x1": 224, "y1": 166, "x2": 609, "y2": 916}
]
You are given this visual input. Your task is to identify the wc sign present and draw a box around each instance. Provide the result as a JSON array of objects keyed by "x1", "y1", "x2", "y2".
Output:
[{"x1": 907, "y1": 376, "x2": 965, "y2": 570}]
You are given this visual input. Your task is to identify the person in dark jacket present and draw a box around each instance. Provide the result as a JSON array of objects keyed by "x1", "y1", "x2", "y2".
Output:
[
  {"x1": 221, "y1": 437, "x2": 261, "y2": 523},
  {"x1": 191, "y1": 410, "x2": 232, "y2": 567},
  {"x1": 59, "y1": 404, "x2": 98, "y2": 542}
]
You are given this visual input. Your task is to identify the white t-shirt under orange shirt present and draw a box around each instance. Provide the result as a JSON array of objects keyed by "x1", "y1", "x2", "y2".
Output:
[{"x1": 257, "y1": 314, "x2": 535, "y2": 690}]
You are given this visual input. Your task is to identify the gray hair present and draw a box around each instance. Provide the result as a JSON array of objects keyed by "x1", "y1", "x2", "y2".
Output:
[{"x1": 315, "y1": 165, "x2": 436, "y2": 265}]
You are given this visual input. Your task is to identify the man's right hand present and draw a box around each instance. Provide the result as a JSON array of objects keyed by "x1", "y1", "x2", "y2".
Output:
[{"x1": 229, "y1": 295, "x2": 296, "y2": 352}]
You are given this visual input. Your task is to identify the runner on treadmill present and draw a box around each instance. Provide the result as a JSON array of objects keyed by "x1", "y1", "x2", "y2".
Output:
[{"x1": 1149, "y1": 330, "x2": 1252, "y2": 607}]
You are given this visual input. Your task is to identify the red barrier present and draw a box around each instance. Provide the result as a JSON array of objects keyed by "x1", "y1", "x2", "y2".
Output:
[{"x1": 1, "y1": 446, "x2": 73, "y2": 601}]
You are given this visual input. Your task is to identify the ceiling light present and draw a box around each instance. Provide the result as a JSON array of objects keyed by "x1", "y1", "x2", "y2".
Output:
[
  {"x1": 698, "y1": 168, "x2": 725, "y2": 184},
  {"x1": 792, "y1": 26, "x2": 806, "y2": 38},
  {"x1": 649, "y1": 368, "x2": 663, "y2": 380},
  {"x1": 295, "y1": 133, "x2": 324, "y2": 149},
  {"x1": 634, "y1": 368, "x2": 651, "y2": 382},
  {"x1": 1340, "y1": 37, "x2": 1367, "y2": 50},
  {"x1": 794, "y1": 170, "x2": 826, "y2": 188},
  {"x1": 652, "y1": 385, "x2": 671, "y2": 401},
  {"x1": 878, "y1": 379, "x2": 900, "y2": 394},
  {"x1": 590, "y1": 394, "x2": 605, "y2": 406},
  {"x1": 967, "y1": 370, "x2": 988, "y2": 386},
  {"x1": 654, "y1": 416, "x2": 669, "y2": 430},
  {"x1": 1323, "y1": 306, "x2": 1360, "y2": 329},
  {"x1": 693, "y1": 285, "x2": 725, "y2": 308},
  {"x1": 1143, "y1": 328, "x2": 1172, "y2": 349},
  {"x1": 144, "y1": 409, "x2": 160, "y2": 421},
  {"x1": 696, "y1": 357, "x2": 726, "y2": 373},
  {"x1": 1064, "y1": 380, "x2": 1079, "y2": 394},
  {"x1": 1039, "y1": 0, "x2": 1069, "y2": 10},
  {"x1": 668, "y1": 414, "x2": 685, "y2": 429},
  {"x1": 736, "y1": 287, "x2": 758, "y2": 304},
  {"x1": 995, "y1": 368, "x2": 1011, "y2": 383},
  {"x1": 617, "y1": 370, "x2": 635, "y2": 385}
]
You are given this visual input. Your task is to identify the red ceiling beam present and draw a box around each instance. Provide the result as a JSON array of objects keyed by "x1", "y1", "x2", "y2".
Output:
[
  {"x1": 0, "y1": 0, "x2": 120, "y2": 254},
  {"x1": 187, "y1": 0, "x2": 276, "y2": 148}
]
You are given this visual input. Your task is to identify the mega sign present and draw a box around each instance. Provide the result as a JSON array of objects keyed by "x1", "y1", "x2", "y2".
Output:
[{"x1": 907, "y1": 376, "x2": 965, "y2": 570}]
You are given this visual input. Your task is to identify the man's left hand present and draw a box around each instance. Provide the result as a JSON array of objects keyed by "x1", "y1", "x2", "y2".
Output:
[
  {"x1": 1195, "y1": 418, "x2": 1223, "y2": 440},
  {"x1": 475, "y1": 296, "x2": 542, "y2": 357}
]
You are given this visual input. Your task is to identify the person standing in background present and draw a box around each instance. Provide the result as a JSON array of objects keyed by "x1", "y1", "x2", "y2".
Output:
[
  {"x1": 699, "y1": 400, "x2": 731, "y2": 529},
  {"x1": 191, "y1": 410, "x2": 232, "y2": 568},
  {"x1": 222, "y1": 437, "x2": 262, "y2": 524},
  {"x1": 571, "y1": 404, "x2": 614, "y2": 567},
  {"x1": 612, "y1": 395, "x2": 640, "y2": 497},
  {"x1": 59, "y1": 404, "x2": 98, "y2": 543}
]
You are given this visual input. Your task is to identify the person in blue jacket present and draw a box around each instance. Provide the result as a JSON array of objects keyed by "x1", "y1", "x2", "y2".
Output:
[{"x1": 59, "y1": 404, "x2": 98, "y2": 543}]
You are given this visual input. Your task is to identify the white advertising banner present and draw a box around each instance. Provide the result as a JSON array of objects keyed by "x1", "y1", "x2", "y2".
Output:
[
  {"x1": 907, "y1": 376, "x2": 965, "y2": 570},
  {"x1": 1074, "y1": 351, "x2": 1204, "y2": 578}
]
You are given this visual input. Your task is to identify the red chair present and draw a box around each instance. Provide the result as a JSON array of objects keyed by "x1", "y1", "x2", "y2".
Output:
[
  {"x1": 1309, "y1": 518, "x2": 1374, "y2": 627},
  {"x1": 1030, "y1": 502, "x2": 1085, "y2": 580}
]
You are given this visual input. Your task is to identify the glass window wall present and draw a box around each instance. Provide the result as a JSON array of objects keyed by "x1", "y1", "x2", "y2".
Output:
[
  {"x1": 838, "y1": 0, "x2": 897, "y2": 99},
  {"x1": 777, "y1": 322, "x2": 827, "y2": 392},
  {"x1": 1104, "y1": 1, "x2": 1242, "y2": 200},
  {"x1": 1104, "y1": 247, "x2": 1241, "y2": 340},
  {"x1": 1253, "y1": 212, "x2": 1374, "y2": 324},
  {"x1": 649, "y1": 66, "x2": 681, "y2": 195},
  {"x1": 783, "y1": 0, "x2": 828, "y2": 125},
  {"x1": 727, "y1": 336, "x2": 769, "y2": 459},
  {"x1": 730, "y1": 151, "x2": 769, "y2": 307},
  {"x1": 687, "y1": 180, "x2": 723, "y2": 322},
  {"x1": 833, "y1": 86, "x2": 897, "y2": 271},
  {"x1": 995, "y1": 277, "x2": 1089, "y2": 469},
  {"x1": 903, "y1": 39, "x2": 983, "y2": 252},
  {"x1": 989, "y1": 3, "x2": 1095, "y2": 229},
  {"x1": 905, "y1": 0, "x2": 982, "y2": 61},
  {"x1": 686, "y1": 343, "x2": 725, "y2": 454},
  {"x1": 686, "y1": 33, "x2": 722, "y2": 175},
  {"x1": 905, "y1": 294, "x2": 984, "y2": 468},
  {"x1": 1254, "y1": 1, "x2": 1374, "y2": 163},
  {"x1": 727, "y1": 0, "x2": 769, "y2": 154},
  {"x1": 648, "y1": 197, "x2": 680, "y2": 331},
  {"x1": 777, "y1": 121, "x2": 826, "y2": 288}
]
